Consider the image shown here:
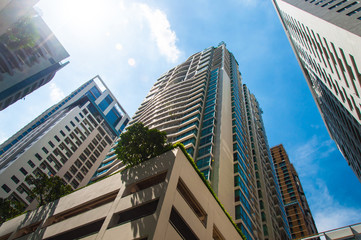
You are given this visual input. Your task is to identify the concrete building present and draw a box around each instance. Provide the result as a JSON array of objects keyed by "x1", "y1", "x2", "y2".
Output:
[
  {"x1": 0, "y1": 6, "x2": 69, "y2": 111},
  {"x1": 271, "y1": 144, "x2": 318, "y2": 239},
  {"x1": 0, "y1": 147, "x2": 244, "y2": 240},
  {"x1": 300, "y1": 222, "x2": 361, "y2": 240},
  {"x1": 244, "y1": 86, "x2": 291, "y2": 240},
  {"x1": 272, "y1": 0, "x2": 361, "y2": 181},
  {"x1": 128, "y1": 43, "x2": 289, "y2": 240},
  {"x1": 0, "y1": 76, "x2": 130, "y2": 207}
]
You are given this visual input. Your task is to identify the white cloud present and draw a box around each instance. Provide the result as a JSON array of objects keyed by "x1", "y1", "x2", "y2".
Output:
[
  {"x1": 138, "y1": 3, "x2": 180, "y2": 63},
  {"x1": 128, "y1": 58, "x2": 136, "y2": 66},
  {"x1": 308, "y1": 180, "x2": 361, "y2": 232},
  {"x1": 291, "y1": 135, "x2": 335, "y2": 177},
  {"x1": 49, "y1": 83, "x2": 65, "y2": 103}
]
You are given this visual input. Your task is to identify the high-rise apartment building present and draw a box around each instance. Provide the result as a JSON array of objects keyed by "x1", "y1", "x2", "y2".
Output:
[
  {"x1": 128, "y1": 43, "x2": 289, "y2": 240},
  {"x1": 271, "y1": 144, "x2": 318, "y2": 239},
  {"x1": 244, "y1": 85, "x2": 292, "y2": 240},
  {"x1": 272, "y1": 0, "x2": 361, "y2": 181},
  {"x1": 0, "y1": 76, "x2": 129, "y2": 206},
  {"x1": 0, "y1": 6, "x2": 69, "y2": 110}
]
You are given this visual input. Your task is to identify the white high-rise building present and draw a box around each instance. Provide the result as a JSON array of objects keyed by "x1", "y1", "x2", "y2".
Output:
[
  {"x1": 0, "y1": 76, "x2": 129, "y2": 206},
  {"x1": 272, "y1": 0, "x2": 361, "y2": 181}
]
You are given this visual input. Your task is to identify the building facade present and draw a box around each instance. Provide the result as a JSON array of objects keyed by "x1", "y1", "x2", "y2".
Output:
[
  {"x1": 272, "y1": 0, "x2": 361, "y2": 181},
  {"x1": 244, "y1": 86, "x2": 292, "y2": 240},
  {"x1": 128, "y1": 43, "x2": 289, "y2": 240},
  {"x1": 271, "y1": 144, "x2": 318, "y2": 239},
  {"x1": 0, "y1": 7, "x2": 69, "y2": 111},
  {"x1": 0, "y1": 148, "x2": 244, "y2": 240},
  {"x1": 0, "y1": 76, "x2": 129, "y2": 206}
]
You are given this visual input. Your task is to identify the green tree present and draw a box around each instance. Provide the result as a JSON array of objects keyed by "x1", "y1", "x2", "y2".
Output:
[
  {"x1": 116, "y1": 122, "x2": 172, "y2": 166},
  {"x1": 0, "y1": 14, "x2": 40, "y2": 50},
  {"x1": 0, "y1": 198, "x2": 24, "y2": 224},
  {"x1": 25, "y1": 173, "x2": 73, "y2": 206}
]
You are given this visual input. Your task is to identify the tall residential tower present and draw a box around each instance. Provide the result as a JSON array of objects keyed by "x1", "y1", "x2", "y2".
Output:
[
  {"x1": 128, "y1": 43, "x2": 290, "y2": 240},
  {"x1": 272, "y1": 0, "x2": 361, "y2": 181},
  {"x1": 271, "y1": 144, "x2": 318, "y2": 239}
]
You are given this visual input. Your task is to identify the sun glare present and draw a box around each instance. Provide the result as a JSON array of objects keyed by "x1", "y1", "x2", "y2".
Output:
[{"x1": 63, "y1": 0, "x2": 107, "y2": 31}]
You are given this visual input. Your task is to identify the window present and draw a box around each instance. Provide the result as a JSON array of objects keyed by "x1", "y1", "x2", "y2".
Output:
[
  {"x1": 65, "y1": 126, "x2": 71, "y2": 132},
  {"x1": 2, "y1": 184, "x2": 11, "y2": 193},
  {"x1": 71, "y1": 179, "x2": 79, "y2": 188},
  {"x1": 169, "y1": 207, "x2": 199, "y2": 240},
  {"x1": 177, "y1": 179, "x2": 207, "y2": 226},
  {"x1": 75, "y1": 160, "x2": 82, "y2": 168},
  {"x1": 11, "y1": 175, "x2": 20, "y2": 184},
  {"x1": 54, "y1": 135, "x2": 60, "y2": 142},
  {"x1": 70, "y1": 166, "x2": 77, "y2": 174},
  {"x1": 98, "y1": 94, "x2": 113, "y2": 111},
  {"x1": 64, "y1": 172, "x2": 72, "y2": 181},
  {"x1": 70, "y1": 121, "x2": 75, "y2": 127},
  {"x1": 42, "y1": 147, "x2": 49, "y2": 154},
  {"x1": 108, "y1": 199, "x2": 159, "y2": 229},
  {"x1": 75, "y1": 116, "x2": 80, "y2": 122},
  {"x1": 35, "y1": 153, "x2": 42, "y2": 160},
  {"x1": 48, "y1": 141, "x2": 55, "y2": 148},
  {"x1": 20, "y1": 167, "x2": 28, "y2": 176},
  {"x1": 27, "y1": 160, "x2": 35, "y2": 168},
  {"x1": 60, "y1": 130, "x2": 66, "y2": 136}
]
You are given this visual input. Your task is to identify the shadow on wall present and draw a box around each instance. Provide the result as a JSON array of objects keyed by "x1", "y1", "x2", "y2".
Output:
[
  {"x1": 118, "y1": 150, "x2": 174, "y2": 239},
  {"x1": 7, "y1": 199, "x2": 59, "y2": 239}
]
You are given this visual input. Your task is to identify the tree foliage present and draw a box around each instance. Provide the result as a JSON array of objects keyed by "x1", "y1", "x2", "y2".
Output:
[
  {"x1": 0, "y1": 14, "x2": 40, "y2": 50},
  {"x1": 25, "y1": 173, "x2": 73, "y2": 206},
  {"x1": 0, "y1": 198, "x2": 24, "y2": 224},
  {"x1": 115, "y1": 122, "x2": 172, "y2": 166}
]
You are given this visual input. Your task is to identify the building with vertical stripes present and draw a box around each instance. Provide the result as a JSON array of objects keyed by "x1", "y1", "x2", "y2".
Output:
[
  {"x1": 244, "y1": 85, "x2": 292, "y2": 240},
  {"x1": 271, "y1": 144, "x2": 318, "y2": 239},
  {"x1": 0, "y1": 76, "x2": 129, "y2": 207},
  {"x1": 127, "y1": 43, "x2": 290, "y2": 240},
  {"x1": 272, "y1": 0, "x2": 361, "y2": 181}
]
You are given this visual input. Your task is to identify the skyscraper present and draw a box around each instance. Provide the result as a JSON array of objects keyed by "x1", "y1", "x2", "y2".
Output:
[
  {"x1": 0, "y1": 76, "x2": 129, "y2": 206},
  {"x1": 129, "y1": 42, "x2": 289, "y2": 240},
  {"x1": 272, "y1": 0, "x2": 361, "y2": 181},
  {"x1": 0, "y1": 6, "x2": 69, "y2": 110},
  {"x1": 271, "y1": 144, "x2": 318, "y2": 239},
  {"x1": 244, "y1": 85, "x2": 291, "y2": 240}
]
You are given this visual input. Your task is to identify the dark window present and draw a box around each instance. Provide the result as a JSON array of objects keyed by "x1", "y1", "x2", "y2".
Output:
[
  {"x1": 60, "y1": 130, "x2": 65, "y2": 137},
  {"x1": 35, "y1": 153, "x2": 42, "y2": 160},
  {"x1": 28, "y1": 160, "x2": 35, "y2": 168},
  {"x1": 20, "y1": 167, "x2": 28, "y2": 176},
  {"x1": 177, "y1": 179, "x2": 207, "y2": 226},
  {"x1": 70, "y1": 121, "x2": 75, "y2": 127},
  {"x1": 42, "y1": 147, "x2": 49, "y2": 154},
  {"x1": 75, "y1": 117, "x2": 80, "y2": 122},
  {"x1": 11, "y1": 175, "x2": 20, "y2": 184},
  {"x1": 65, "y1": 126, "x2": 71, "y2": 132},
  {"x1": 54, "y1": 135, "x2": 60, "y2": 142},
  {"x1": 2, "y1": 184, "x2": 11, "y2": 193},
  {"x1": 169, "y1": 207, "x2": 199, "y2": 240},
  {"x1": 48, "y1": 141, "x2": 55, "y2": 148},
  {"x1": 108, "y1": 199, "x2": 159, "y2": 228},
  {"x1": 46, "y1": 218, "x2": 104, "y2": 240}
]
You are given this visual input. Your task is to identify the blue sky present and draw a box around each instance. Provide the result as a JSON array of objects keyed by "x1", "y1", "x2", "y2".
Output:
[{"x1": 0, "y1": 0, "x2": 360, "y2": 232}]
